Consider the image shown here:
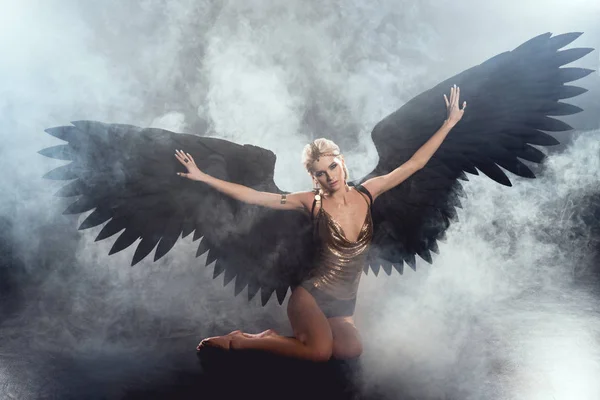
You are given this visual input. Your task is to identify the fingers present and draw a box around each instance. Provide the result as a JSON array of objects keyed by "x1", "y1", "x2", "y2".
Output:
[
  {"x1": 445, "y1": 85, "x2": 467, "y2": 122},
  {"x1": 175, "y1": 149, "x2": 199, "y2": 180},
  {"x1": 452, "y1": 85, "x2": 459, "y2": 107},
  {"x1": 174, "y1": 149, "x2": 186, "y2": 164},
  {"x1": 445, "y1": 85, "x2": 463, "y2": 109},
  {"x1": 175, "y1": 149, "x2": 189, "y2": 161},
  {"x1": 175, "y1": 150, "x2": 191, "y2": 179},
  {"x1": 445, "y1": 86, "x2": 455, "y2": 109},
  {"x1": 186, "y1": 153, "x2": 196, "y2": 167},
  {"x1": 455, "y1": 86, "x2": 460, "y2": 107},
  {"x1": 174, "y1": 149, "x2": 196, "y2": 166},
  {"x1": 176, "y1": 171, "x2": 195, "y2": 180}
]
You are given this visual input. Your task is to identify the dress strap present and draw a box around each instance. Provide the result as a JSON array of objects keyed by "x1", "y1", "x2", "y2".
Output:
[{"x1": 354, "y1": 184, "x2": 373, "y2": 207}]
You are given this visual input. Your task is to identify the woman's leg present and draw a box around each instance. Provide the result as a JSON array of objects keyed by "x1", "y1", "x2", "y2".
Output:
[
  {"x1": 240, "y1": 329, "x2": 279, "y2": 338},
  {"x1": 197, "y1": 329, "x2": 278, "y2": 350},
  {"x1": 328, "y1": 316, "x2": 363, "y2": 360},
  {"x1": 198, "y1": 287, "x2": 334, "y2": 362}
]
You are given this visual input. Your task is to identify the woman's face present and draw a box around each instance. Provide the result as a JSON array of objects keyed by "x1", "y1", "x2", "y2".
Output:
[{"x1": 311, "y1": 155, "x2": 345, "y2": 193}]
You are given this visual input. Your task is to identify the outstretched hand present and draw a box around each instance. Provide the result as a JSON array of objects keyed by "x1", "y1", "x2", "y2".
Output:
[
  {"x1": 175, "y1": 149, "x2": 205, "y2": 181},
  {"x1": 444, "y1": 84, "x2": 467, "y2": 125}
]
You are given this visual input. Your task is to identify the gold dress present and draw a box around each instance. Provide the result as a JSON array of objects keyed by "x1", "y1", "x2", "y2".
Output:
[{"x1": 300, "y1": 185, "x2": 373, "y2": 318}]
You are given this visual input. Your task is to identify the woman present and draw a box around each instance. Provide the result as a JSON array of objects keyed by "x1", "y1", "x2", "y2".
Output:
[{"x1": 174, "y1": 86, "x2": 466, "y2": 361}]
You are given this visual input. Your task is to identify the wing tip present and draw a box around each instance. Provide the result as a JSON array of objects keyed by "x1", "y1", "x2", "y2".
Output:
[
  {"x1": 37, "y1": 148, "x2": 51, "y2": 159},
  {"x1": 130, "y1": 254, "x2": 142, "y2": 266}
]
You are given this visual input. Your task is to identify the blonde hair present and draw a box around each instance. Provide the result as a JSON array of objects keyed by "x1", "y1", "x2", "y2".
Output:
[{"x1": 301, "y1": 138, "x2": 349, "y2": 181}]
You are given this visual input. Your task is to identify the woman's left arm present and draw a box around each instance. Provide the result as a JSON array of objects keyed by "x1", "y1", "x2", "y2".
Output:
[{"x1": 363, "y1": 85, "x2": 467, "y2": 200}]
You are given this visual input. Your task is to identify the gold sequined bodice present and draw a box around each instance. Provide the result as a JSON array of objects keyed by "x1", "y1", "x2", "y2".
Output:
[{"x1": 302, "y1": 189, "x2": 373, "y2": 300}]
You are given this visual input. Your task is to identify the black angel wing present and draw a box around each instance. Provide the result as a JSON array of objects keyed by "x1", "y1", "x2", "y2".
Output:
[
  {"x1": 356, "y1": 32, "x2": 594, "y2": 276},
  {"x1": 39, "y1": 121, "x2": 315, "y2": 305}
]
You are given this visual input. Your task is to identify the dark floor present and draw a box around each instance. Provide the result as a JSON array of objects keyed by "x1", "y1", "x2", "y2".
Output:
[{"x1": 0, "y1": 341, "x2": 364, "y2": 400}]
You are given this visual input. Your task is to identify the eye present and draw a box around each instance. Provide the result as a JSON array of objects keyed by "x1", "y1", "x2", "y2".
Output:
[
  {"x1": 315, "y1": 172, "x2": 323, "y2": 177},
  {"x1": 330, "y1": 164, "x2": 337, "y2": 170}
]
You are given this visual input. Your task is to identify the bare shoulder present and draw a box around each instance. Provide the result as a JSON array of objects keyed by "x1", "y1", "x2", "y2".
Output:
[
  {"x1": 302, "y1": 190, "x2": 318, "y2": 209},
  {"x1": 356, "y1": 182, "x2": 377, "y2": 203},
  {"x1": 288, "y1": 191, "x2": 317, "y2": 212}
]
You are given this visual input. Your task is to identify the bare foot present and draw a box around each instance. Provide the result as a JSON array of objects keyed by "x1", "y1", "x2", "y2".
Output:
[{"x1": 197, "y1": 330, "x2": 242, "y2": 351}]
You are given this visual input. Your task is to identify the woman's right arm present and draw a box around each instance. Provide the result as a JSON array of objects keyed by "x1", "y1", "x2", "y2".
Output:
[{"x1": 175, "y1": 149, "x2": 313, "y2": 212}]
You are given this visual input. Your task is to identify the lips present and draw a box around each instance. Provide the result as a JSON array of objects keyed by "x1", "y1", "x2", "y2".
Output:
[{"x1": 330, "y1": 180, "x2": 338, "y2": 186}]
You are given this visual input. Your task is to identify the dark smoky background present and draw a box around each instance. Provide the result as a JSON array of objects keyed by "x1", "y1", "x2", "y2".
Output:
[{"x1": 1, "y1": 1, "x2": 599, "y2": 399}]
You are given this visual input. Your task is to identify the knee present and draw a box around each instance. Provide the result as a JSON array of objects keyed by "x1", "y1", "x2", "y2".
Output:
[
  {"x1": 332, "y1": 339, "x2": 363, "y2": 360},
  {"x1": 309, "y1": 343, "x2": 333, "y2": 362}
]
